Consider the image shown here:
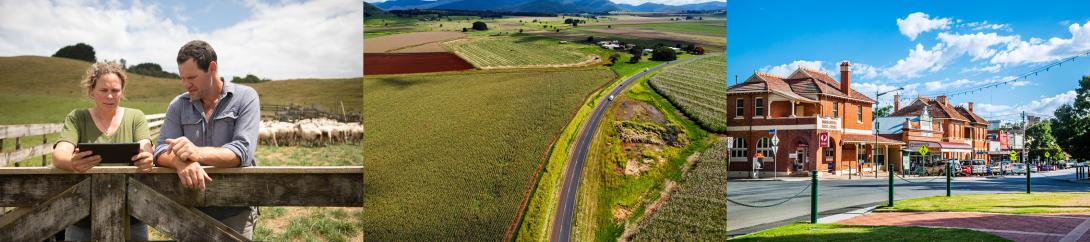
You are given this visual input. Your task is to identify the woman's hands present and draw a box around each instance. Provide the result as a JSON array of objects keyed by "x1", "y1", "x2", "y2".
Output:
[
  {"x1": 131, "y1": 139, "x2": 154, "y2": 172},
  {"x1": 68, "y1": 148, "x2": 101, "y2": 172}
]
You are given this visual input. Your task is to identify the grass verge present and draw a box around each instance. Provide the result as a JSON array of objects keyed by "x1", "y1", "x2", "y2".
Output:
[
  {"x1": 732, "y1": 223, "x2": 1008, "y2": 242},
  {"x1": 876, "y1": 192, "x2": 1090, "y2": 214}
]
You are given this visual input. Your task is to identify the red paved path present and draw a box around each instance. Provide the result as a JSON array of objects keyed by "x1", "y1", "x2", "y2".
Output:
[{"x1": 838, "y1": 212, "x2": 1090, "y2": 242}]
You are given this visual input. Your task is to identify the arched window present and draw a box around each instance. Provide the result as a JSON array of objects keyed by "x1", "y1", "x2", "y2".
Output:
[
  {"x1": 730, "y1": 138, "x2": 748, "y2": 161},
  {"x1": 757, "y1": 137, "x2": 774, "y2": 158}
]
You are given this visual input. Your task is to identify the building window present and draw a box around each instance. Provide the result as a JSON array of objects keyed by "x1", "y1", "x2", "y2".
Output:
[
  {"x1": 755, "y1": 97, "x2": 765, "y2": 117},
  {"x1": 735, "y1": 98, "x2": 744, "y2": 118},
  {"x1": 832, "y1": 100, "x2": 839, "y2": 118},
  {"x1": 875, "y1": 146, "x2": 886, "y2": 165},
  {"x1": 857, "y1": 105, "x2": 863, "y2": 122},
  {"x1": 757, "y1": 137, "x2": 774, "y2": 158},
  {"x1": 730, "y1": 138, "x2": 748, "y2": 161}
]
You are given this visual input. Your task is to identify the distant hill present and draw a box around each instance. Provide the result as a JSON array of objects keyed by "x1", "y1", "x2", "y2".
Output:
[
  {"x1": 364, "y1": 1, "x2": 385, "y2": 16},
  {"x1": 0, "y1": 56, "x2": 360, "y2": 124},
  {"x1": 369, "y1": 0, "x2": 725, "y2": 13}
]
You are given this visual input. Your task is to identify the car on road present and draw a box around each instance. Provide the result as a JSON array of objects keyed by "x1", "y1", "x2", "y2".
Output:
[
  {"x1": 987, "y1": 162, "x2": 1002, "y2": 175},
  {"x1": 1011, "y1": 163, "x2": 1027, "y2": 175},
  {"x1": 970, "y1": 160, "x2": 987, "y2": 175},
  {"x1": 1078, "y1": 161, "x2": 1088, "y2": 167},
  {"x1": 608, "y1": 95, "x2": 614, "y2": 101}
]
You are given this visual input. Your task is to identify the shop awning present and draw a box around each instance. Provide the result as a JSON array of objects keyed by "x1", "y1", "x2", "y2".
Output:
[{"x1": 841, "y1": 134, "x2": 905, "y2": 145}]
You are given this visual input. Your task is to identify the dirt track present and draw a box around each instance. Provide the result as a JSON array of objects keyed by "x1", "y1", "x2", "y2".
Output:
[{"x1": 364, "y1": 52, "x2": 474, "y2": 75}]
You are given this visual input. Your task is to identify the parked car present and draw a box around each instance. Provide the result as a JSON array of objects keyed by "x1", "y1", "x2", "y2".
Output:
[
  {"x1": 987, "y1": 162, "x2": 1002, "y2": 175},
  {"x1": 1078, "y1": 161, "x2": 1088, "y2": 167},
  {"x1": 1030, "y1": 165, "x2": 1038, "y2": 173},
  {"x1": 961, "y1": 160, "x2": 986, "y2": 175},
  {"x1": 1011, "y1": 163, "x2": 1027, "y2": 175}
]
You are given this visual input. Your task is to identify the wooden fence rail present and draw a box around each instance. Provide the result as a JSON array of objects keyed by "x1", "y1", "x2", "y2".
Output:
[
  {"x1": 0, "y1": 166, "x2": 363, "y2": 241},
  {"x1": 0, "y1": 113, "x2": 165, "y2": 167}
]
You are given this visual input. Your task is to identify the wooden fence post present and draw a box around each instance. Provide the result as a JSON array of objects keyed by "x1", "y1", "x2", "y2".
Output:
[
  {"x1": 91, "y1": 174, "x2": 128, "y2": 241},
  {"x1": 41, "y1": 134, "x2": 47, "y2": 166},
  {"x1": 13, "y1": 137, "x2": 19, "y2": 167}
]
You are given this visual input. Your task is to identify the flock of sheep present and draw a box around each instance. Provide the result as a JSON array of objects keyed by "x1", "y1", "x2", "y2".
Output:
[{"x1": 258, "y1": 118, "x2": 363, "y2": 146}]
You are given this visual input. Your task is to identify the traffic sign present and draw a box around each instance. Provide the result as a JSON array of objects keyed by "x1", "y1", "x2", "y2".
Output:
[
  {"x1": 1010, "y1": 150, "x2": 1018, "y2": 161},
  {"x1": 771, "y1": 135, "x2": 780, "y2": 146},
  {"x1": 819, "y1": 132, "x2": 829, "y2": 147},
  {"x1": 768, "y1": 129, "x2": 777, "y2": 135},
  {"x1": 918, "y1": 146, "x2": 929, "y2": 156}
]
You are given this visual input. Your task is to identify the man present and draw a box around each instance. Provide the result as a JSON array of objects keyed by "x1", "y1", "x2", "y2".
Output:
[{"x1": 154, "y1": 40, "x2": 260, "y2": 238}]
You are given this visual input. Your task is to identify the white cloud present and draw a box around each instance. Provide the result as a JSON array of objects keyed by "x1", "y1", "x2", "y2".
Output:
[
  {"x1": 975, "y1": 91, "x2": 1077, "y2": 121},
  {"x1": 990, "y1": 20, "x2": 1090, "y2": 65},
  {"x1": 0, "y1": 0, "x2": 363, "y2": 80},
  {"x1": 896, "y1": 12, "x2": 952, "y2": 41},
  {"x1": 937, "y1": 32, "x2": 1019, "y2": 61},
  {"x1": 853, "y1": 82, "x2": 915, "y2": 104},
  {"x1": 1009, "y1": 80, "x2": 1031, "y2": 87},
  {"x1": 923, "y1": 78, "x2": 974, "y2": 91},
  {"x1": 882, "y1": 43, "x2": 945, "y2": 80},
  {"x1": 759, "y1": 60, "x2": 828, "y2": 77},
  {"x1": 963, "y1": 21, "x2": 1012, "y2": 32},
  {"x1": 961, "y1": 64, "x2": 1002, "y2": 73},
  {"x1": 851, "y1": 63, "x2": 880, "y2": 80}
]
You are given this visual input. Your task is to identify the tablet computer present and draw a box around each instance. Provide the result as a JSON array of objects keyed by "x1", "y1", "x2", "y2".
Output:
[{"x1": 77, "y1": 142, "x2": 139, "y2": 166}]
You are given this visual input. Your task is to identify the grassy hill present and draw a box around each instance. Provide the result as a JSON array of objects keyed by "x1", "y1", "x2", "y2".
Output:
[{"x1": 0, "y1": 56, "x2": 360, "y2": 124}]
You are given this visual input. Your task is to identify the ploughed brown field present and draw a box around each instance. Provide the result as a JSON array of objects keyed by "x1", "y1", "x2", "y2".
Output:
[
  {"x1": 364, "y1": 31, "x2": 465, "y2": 53},
  {"x1": 364, "y1": 52, "x2": 474, "y2": 75}
]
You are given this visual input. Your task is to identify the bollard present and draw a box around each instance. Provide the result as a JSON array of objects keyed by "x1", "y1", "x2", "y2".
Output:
[
  {"x1": 1026, "y1": 163, "x2": 1031, "y2": 194},
  {"x1": 811, "y1": 170, "x2": 818, "y2": 224},
  {"x1": 888, "y1": 164, "x2": 894, "y2": 207},
  {"x1": 946, "y1": 161, "x2": 951, "y2": 197}
]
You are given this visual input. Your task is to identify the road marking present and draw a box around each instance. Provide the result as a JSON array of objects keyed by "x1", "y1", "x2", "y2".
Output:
[
  {"x1": 817, "y1": 206, "x2": 876, "y2": 224},
  {"x1": 1060, "y1": 218, "x2": 1090, "y2": 242}
]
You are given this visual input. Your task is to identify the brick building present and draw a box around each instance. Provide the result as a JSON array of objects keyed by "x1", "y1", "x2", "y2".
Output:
[
  {"x1": 726, "y1": 61, "x2": 904, "y2": 177},
  {"x1": 876, "y1": 95, "x2": 991, "y2": 173}
]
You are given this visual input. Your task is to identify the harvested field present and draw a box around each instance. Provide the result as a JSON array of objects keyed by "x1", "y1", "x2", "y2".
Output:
[
  {"x1": 364, "y1": 52, "x2": 474, "y2": 75},
  {"x1": 584, "y1": 27, "x2": 725, "y2": 46},
  {"x1": 364, "y1": 32, "x2": 465, "y2": 53}
]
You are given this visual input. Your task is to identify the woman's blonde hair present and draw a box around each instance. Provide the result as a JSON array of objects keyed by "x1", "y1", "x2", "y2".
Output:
[{"x1": 81, "y1": 61, "x2": 128, "y2": 98}]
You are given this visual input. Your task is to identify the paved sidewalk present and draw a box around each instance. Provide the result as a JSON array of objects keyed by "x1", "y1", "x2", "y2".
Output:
[{"x1": 838, "y1": 212, "x2": 1090, "y2": 242}]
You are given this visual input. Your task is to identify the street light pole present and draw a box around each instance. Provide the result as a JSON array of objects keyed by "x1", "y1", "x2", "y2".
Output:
[{"x1": 875, "y1": 87, "x2": 903, "y2": 207}]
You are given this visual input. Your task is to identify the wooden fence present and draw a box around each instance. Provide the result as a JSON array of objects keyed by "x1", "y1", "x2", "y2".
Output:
[
  {"x1": 0, "y1": 166, "x2": 363, "y2": 241},
  {"x1": 0, "y1": 113, "x2": 165, "y2": 167},
  {"x1": 261, "y1": 104, "x2": 361, "y2": 123}
]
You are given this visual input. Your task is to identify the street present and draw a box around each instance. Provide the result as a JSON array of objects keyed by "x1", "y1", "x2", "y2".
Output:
[{"x1": 727, "y1": 169, "x2": 1090, "y2": 237}]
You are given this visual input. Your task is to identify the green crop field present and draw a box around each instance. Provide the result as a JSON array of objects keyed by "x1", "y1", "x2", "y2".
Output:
[
  {"x1": 630, "y1": 139, "x2": 727, "y2": 241},
  {"x1": 649, "y1": 55, "x2": 727, "y2": 132},
  {"x1": 363, "y1": 67, "x2": 615, "y2": 240},
  {"x1": 621, "y1": 21, "x2": 726, "y2": 36},
  {"x1": 446, "y1": 36, "x2": 593, "y2": 69}
]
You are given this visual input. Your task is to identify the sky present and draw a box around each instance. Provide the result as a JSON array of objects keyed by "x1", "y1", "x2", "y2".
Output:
[
  {"x1": 0, "y1": 0, "x2": 363, "y2": 80},
  {"x1": 728, "y1": 0, "x2": 1090, "y2": 124},
  {"x1": 365, "y1": 0, "x2": 721, "y2": 6}
]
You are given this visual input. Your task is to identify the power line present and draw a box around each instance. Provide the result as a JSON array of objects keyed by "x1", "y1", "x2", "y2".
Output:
[{"x1": 927, "y1": 50, "x2": 1090, "y2": 98}]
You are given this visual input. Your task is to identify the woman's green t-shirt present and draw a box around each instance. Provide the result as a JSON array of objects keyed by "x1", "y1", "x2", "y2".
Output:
[{"x1": 57, "y1": 107, "x2": 150, "y2": 146}]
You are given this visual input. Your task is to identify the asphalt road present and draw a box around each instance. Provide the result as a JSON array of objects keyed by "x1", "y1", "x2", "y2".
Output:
[
  {"x1": 727, "y1": 169, "x2": 1090, "y2": 237},
  {"x1": 549, "y1": 58, "x2": 693, "y2": 242}
]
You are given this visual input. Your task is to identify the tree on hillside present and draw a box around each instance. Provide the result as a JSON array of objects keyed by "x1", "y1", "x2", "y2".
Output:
[
  {"x1": 586, "y1": 36, "x2": 594, "y2": 42},
  {"x1": 127, "y1": 62, "x2": 180, "y2": 79},
  {"x1": 52, "y1": 43, "x2": 96, "y2": 62},
  {"x1": 609, "y1": 53, "x2": 620, "y2": 66},
  {"x1": 692, "y1": 47, "x2": 706, "y2": 55},
  {"x1": 628, "y1": 54, "x2": 641, "y2": 64},
  {"x1": 231, "y1": 74, "x2": 269, "y2": 83},
  {"x1": 1026, "y1": 121, "x2": 1064, "y2": 162},
  {"x1": 1051, "y1": 75, "x2": 1090, "y2": 160},
  {"x1": 650, "y1": 47, "x2": 677, "y2": 61},
  {"x1": 462, "y1": 27, "x2": 468, "y2": 32},
  {"x1": 471, "y1": 21, "x2": 488, "y2": 31}
]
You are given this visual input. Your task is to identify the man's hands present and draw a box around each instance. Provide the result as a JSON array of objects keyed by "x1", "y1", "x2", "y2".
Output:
[
  {"x1": 69, "y1": 148, "x2": 101, "y2": 172},
  {"x1": 131, "y1": 140, "x2": 154, "y2": 172},
  {"x1": 166, "y1": 137, "x2": 203, "y2": 164},
  {"x1": 164, "y1": 137, "x2": 213, "y2": 191},
  {"x1": 178, "y1": 160, "x2": 213, "y2": 192}
]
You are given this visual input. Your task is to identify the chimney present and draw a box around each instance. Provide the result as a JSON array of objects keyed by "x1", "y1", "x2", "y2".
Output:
[
  {"x1": 937, "y1": 95, "x2": 947, "y2": 106},
  {"x1": 893, "y1": 94, "x2": 901, "y2": 112},
  {"x1": 839, "y1": 61, "x2": 851, "y2": 97},
  {"x1": 968, "y1": 102, "x2": 974, "y2": 112}
]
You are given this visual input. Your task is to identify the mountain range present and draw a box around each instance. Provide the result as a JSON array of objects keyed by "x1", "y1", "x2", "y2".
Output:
[{"x1": 369, "y1": 0, "x2": 726, "y2": 13}]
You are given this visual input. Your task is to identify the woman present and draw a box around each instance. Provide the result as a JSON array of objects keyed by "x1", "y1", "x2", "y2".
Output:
[{"x1": 51, "y1": 61, "x2": 154, "y2": 240}]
